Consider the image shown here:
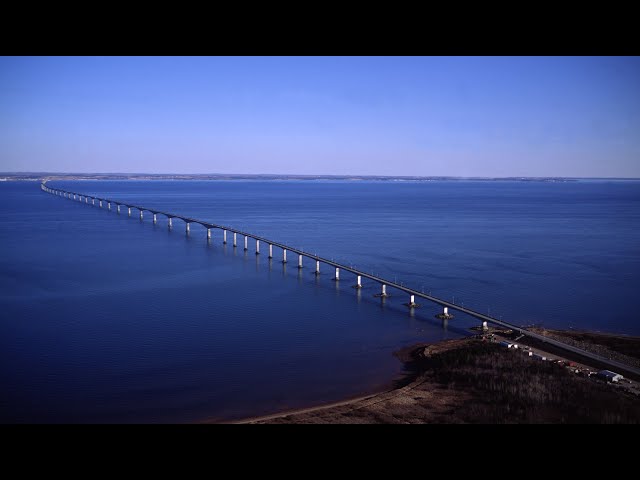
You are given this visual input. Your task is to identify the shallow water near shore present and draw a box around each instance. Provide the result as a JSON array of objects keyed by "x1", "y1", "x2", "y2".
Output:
[{"x1": 1, "y1": 179, "x2": 639, "y2": 423}]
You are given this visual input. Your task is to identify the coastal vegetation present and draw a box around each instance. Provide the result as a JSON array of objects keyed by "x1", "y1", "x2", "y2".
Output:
[
  {"x1": 248, "y1": 338, "x2": 640, "y2": 424},
  {"x1": 411, "y1": 341, "x2": 640, "y2": 423}
]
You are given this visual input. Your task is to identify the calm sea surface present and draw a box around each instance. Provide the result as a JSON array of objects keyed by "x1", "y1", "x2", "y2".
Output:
[{"x1": 1, "y1": 180, "x2": 639, "y2": 423}]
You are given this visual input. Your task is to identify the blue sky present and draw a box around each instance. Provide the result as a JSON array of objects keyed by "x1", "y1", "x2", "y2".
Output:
[{"x1": 1, "y1": 56, "x2": 639, "y2": 177}]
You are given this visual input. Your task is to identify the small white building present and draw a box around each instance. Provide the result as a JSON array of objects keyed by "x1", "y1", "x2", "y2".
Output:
[{"x1": 597, "y1": 370, "x2": 624, "y2": 382}]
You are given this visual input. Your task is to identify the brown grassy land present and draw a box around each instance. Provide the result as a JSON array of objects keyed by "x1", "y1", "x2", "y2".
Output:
[{"x1": 242, "y1": 337, "x2": 640, "y2": 424}]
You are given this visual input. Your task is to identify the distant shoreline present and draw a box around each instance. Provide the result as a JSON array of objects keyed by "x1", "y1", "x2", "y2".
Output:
[{"x1": 3, "y1": 172, "x2": 640, "y2": 182}]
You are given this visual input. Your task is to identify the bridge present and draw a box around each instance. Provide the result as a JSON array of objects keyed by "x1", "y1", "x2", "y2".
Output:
[{"x1": 40, "y1": 181, "x2": 640, "y2": 380}]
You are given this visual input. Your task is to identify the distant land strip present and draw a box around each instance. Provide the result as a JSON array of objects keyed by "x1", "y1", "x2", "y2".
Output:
[{"x1": 7, "y1": 172, "x2": 640, "y2": 182}]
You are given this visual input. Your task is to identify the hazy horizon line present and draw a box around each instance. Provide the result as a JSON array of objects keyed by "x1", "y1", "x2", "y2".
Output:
[{"x1": 2, "y1": 171, "x2": 640, "y2": 180}]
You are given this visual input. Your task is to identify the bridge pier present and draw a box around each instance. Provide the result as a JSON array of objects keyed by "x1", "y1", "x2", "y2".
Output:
[
  {"x1": 185, "y1": 222, "x2": 190, "y2": 234},
  {"x1": 353, "y1": 275, "x2": 362, "y2": 288},
  {"x1": 92, "y1": 198, "x2": 95, "y2": 205},
  {"x1": 407, "y1": 294, "x2": 419, "y2": 308},
  {"x1": 334, "y1": 267, "x2": 340, "y2": 281},
  {"x1": 207, "y1": 228, "x2": 211, "y2": 239},
  {"x1": 108, "y1": 202, "x2": 111, "y2": 211},
  {"x1": 168, "y1": 217, "x2": 172, "y2": 228},
  {"x1": 244, "y1": 235, "x2": 248, "y2": 251},
  {"x1": 375, "y1": 284, "x2": 389, "y2": 297},
  {"x1": 315, "y1": 260, "x2": 320, "y2": 275},
  {"x1": 298, "y1": 254, "x2": 303, "y2": 269},
  {"x1": 85, "y1": 197, "x2": 88, "y2": 203},
  {"x1": 268, "y1": 244, "x2": 273, "y2": 259},
  {"x1": 117, "y1": 204, "x2": 120, "y2": 214},
  {"x1": 282, "y1": 249, "x2": 287, "y2": 263},
  {"x1": 233, "y1": 232, "x2": 237, "y2": 247},
  {"x1": 128, "y1": 207, "x2": 131, "y2": 217},
  {"x1": 436, "y1": 306, "x2": 454, "y2": 320},
  {"x1": 140, "y1": 210, "x2": 144, "y2": 220},
  {"x1": 153, "y1": 213, "x2": 157, "y2": 224},
  {"x1": 74, "y1": 194, "x2": 76, "y2": 200},
  {"x1": 223, "y1": 230, "x2": 227, "y2": 244},
  {"x1": 256, "y1": 239, "x2": 260, "y2": 254},
  {"x1": 99, "y1": 200, "x2": 102, "y2": 208}
]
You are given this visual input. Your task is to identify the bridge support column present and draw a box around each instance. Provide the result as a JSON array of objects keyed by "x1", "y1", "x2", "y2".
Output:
[
  {"x1": 375, "y1": 284, "x2": 389, "y2": 297},
  {"x1": 354, "y1": 275, "x2": 362, "y2": 288},
  {"x1": 207, "y1": 228, "x2": 211, "y2": 239},
  {"x1": 315, "y1": 260, "x2": 320, "y2": 275},
  {"x1": 117, "y1": 205, "x2": 120, "y2": 214},
  {"x1": 128, "y1": 207, "x2": 131, "y2": 216},
  {"x1": 407, "y1": 294, "x2": 419, "y2": 308},
  {"x1": 282, "y1": 249, "x2": 287, "y2": 263},
  {"x1": 168, "y1": 217, "x2": 172, "y2": 228},
  {"x1": 334, "y1": 267, "x2": 340, "y2": 281},
  {"x1": 185, "y1": 222, "x2": 190, "y2": 234},
  {"x1": 233, "y1": 232, "x2": 237, "y2": 247},
  {"x1": 244, "y1": 236, "x2": 248, "y2": 251},
  {"x1": 99, "y1": 200, "x2": 102, "y2": 208},
  {"x1": 108, "y1": 202, "x2": 111, "y2": 210},
  {"x1": 74, "y1": 194, "x2": 76, "y2": 200},
  {"x1": 92, "y1": 198, "x2": 95, "y2": 205},
  {"x1": 256, "y1": 239, "x2": 260, "y2": 254},
  {"x1": 298, "y1": 254, "x2": 303, "y2": 269},
  {"x1": 268, "y1": 244, "x2": 273, "y2": 258},
  {"x1": 436, "y1": 306, "x2": 453, "y2": 320},
  {"x1": 153, "y1": 213, "x2": 157, "y2": 224},
  {"x1": 140, "y1": 210, "x2": 143, "y2": 220},
  {"x1": 223, "y1": 230, "x2": 227, "y2": 244},
  {"x1": 85, "y1": 197, "x2": 88, "y2": 203}
]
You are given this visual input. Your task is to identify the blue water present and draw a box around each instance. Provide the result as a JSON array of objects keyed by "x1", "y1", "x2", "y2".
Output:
[{"x1": 1, "y1": 180, "x2": 639, "y2": 423}]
